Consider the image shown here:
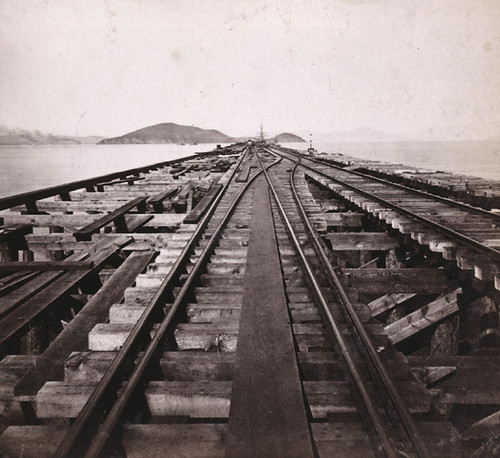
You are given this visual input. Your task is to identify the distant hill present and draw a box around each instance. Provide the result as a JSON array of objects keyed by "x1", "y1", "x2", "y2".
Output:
[
  {"x1": 0, "y1": 127, "x2": 104, "y2": 145},
  {"x1": 268, "y1": 132, "x2": 305, "y2": 143},
  {"x1": 99, "y1": 122, "x2": 233, "y2": 144}
]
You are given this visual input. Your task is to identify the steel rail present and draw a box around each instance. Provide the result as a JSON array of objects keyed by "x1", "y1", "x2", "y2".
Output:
[
  {"x1": 312, "y1": 155, "x2": 500, "y2": 221},
  {"x1": 57, "y1": 148, "x2": 281, "y2": 457},
  {"x1": 274, "y1": 148, "x2": 500, "y2": 263},
  {"x1": 0, "y1": 153, "x2": 207, "y2": 211},
  {"x1": 287, "y1": 159, "x2": 430, "y2": 458},
  {"x1": 255, "y1": 150, "x2": 400, "y2": 458},
  {"x1": 55, "y1": 146, "x2": 253, "y2": 457}
]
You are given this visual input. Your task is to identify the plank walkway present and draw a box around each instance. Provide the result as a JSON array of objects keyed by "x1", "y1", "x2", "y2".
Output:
[{"x1": 226, "y1": 181, "x2": 314, "y2": 457}]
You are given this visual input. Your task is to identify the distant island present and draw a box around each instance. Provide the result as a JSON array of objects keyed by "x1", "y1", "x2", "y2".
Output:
[
  {"x1": 0, "y1": 127, "x2": 104, "y2": 145},
  {"x1": 99, "y1": 122, "x2": 306, "y2": 145},
  {"x1": 99, "y1": 122, "x2": 232, "y2": 145},
  {"x1": 268, "y1": 132, "x2": 305, "y2": 143},
  {"x1": 0, "y1": 123, "x2": 306, "y2": 145}
]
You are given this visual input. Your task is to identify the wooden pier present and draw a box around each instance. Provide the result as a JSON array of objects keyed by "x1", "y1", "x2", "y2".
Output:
[{"x1": 0, "y1": 142, "x2": 499, "y2": 457}]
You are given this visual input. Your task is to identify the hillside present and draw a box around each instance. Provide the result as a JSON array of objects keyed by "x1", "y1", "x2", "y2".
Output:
[
  {"x1": 99, "y1": 123, "x2": 233, "y2": 144},
  {"x1": 0, "y1": 127, "x2": 104, "y2": 145},
  {"x1": 269, "y1": 132, "x2": 305, "y2": 143}
]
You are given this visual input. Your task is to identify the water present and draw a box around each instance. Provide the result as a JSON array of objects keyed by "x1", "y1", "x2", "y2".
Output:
[
  {"x1": 286, "y1": 140, "x2": 500, "y2": 181},
  {"x1": 1, "y1": 141, "x2": 499, "y2": 199},
  {"x1": 0, "y1": 143, "x2": 225, "y2": 198}
]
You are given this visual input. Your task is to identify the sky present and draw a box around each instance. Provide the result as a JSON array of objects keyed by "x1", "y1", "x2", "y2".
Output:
[{"x1": 1, "y1": 0, "x2": 499, "y2": 140}]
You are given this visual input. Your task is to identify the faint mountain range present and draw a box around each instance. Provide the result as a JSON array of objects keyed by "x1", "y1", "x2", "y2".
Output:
[
  {"x1": 99, "y1": 122, "x2": 306, "y2": 144},
  {"x1": 0, "y1": 127, "x2": 104, "y2": 145}
]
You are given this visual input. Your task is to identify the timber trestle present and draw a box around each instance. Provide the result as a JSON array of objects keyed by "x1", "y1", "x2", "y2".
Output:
[{"x1": 1, "y1": 142, "x2": 500, "y2": 456}]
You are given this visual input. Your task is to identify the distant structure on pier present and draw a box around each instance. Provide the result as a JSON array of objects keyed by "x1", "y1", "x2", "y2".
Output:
[{"x1": 259, "y1": 124, "x2": 266, "y2": 142}]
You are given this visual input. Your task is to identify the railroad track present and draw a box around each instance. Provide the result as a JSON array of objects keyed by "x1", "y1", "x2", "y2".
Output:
[
  {"x1": 0, "y1": 143, "x2": 499, "y2": 456},
  {"x1": 273, "y1": 146, "x2": 500, "y2": 271}
]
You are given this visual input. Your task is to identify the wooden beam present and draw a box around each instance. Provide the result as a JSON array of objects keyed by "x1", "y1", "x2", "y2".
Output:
[
  {"x1": 0, "y1": 236, "x2": 132, "y2": 346},
  {"x1": 367, "y1": 293, "x2": 416, "y2": 317},
  {"x1": 0, "y1": 252, "x2": 89, "y2": 320},
  {"x1": 0, "y1": 261, "x2": 94, "y2": 272},
  {"x1": 324, "y1": 213, "x2": 363, "y2": 228},
  {"x1": 148, "y1": 187, "x2": 178, "y2": 212},
  {"x1": 73, "y1": 197, "x2": 147, "y2": 241},
  {"x1": 324, "y1": 232, "x2": 398, "y2": 250},
  {"x1": 226, "y1": 184, "x2": 314, "y2": 457},
  {"x1": 410, "y1": 366, "x2": 457, "y2": 387},
  {"x1": 341, "y1": 268, "x2": 449, "y2": 294},
  {"x1": 14, "y1": 250, "x2": 155, "y2": 396},
  {"x1": 385, "y1": 288, "x2": 462, "y2": 344},
  {"x1": 184, "y1": 184, "x2": 222, "y2": 224}
]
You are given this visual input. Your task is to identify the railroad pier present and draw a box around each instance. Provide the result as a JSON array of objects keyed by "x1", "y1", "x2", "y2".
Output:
[{"x1": 0, "y1": 143, "x2": 499, "y2": 457}]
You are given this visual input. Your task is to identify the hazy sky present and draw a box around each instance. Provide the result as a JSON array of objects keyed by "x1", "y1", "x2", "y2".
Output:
[{"x1": 1, "y1": 0, "x2": 499, "y2": 139}]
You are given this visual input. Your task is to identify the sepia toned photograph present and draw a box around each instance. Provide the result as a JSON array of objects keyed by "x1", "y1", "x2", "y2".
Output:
[{"x1": 0, "y1": 1, "x2": 499, "y2": 456}]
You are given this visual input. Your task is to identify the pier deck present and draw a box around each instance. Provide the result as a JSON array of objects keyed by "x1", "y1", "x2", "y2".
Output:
[{"x1": 0, "y1": 142, "x2": 499, "y2": 457}]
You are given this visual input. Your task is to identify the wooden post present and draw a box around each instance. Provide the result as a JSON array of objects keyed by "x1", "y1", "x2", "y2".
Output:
[
  {"x1": 49, "y1": 226, "x2": 64, "y2": 261},
  {"x1": 21, "y1": 316, "x2": 48, "y2": 355},
  {"x1": 479, "y1": 296, "x2": 500, "y2": 350},
  {"x1": 385, "y1": 248, "x2": 406, "y2": 324},
  {"x1": 0, "y1": 241, "x2": 14, "y2": 262},
  {"x1": 431, "y1": 315, "x2": 460, "y2": 355}
]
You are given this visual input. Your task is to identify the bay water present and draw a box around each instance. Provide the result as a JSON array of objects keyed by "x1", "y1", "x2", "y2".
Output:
[{"x1": 0, "y1": 141, "x2": 499, "y2": 199}]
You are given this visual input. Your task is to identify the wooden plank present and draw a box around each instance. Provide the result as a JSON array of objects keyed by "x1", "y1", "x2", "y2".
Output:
[
  {"x1": 73, "y1": 197, "x2": 147, "y2": 241},
  {"x1": 0, "y1": 426, "x2": 67, "y2": 457},
  {"x1": 367, "y1": 293, "x2": 416, "y2": 317},
  {"x1": 226, "y1": 182, "x2": 314, "y2": 458},
  {"x1": 14, "y1": 250, "x2": 155, "y2": 396},
  {"x1": 0, "y1": 252, "x2": 90, "y2": 320},
  {"x1": 0, "y1": 261, "x2": 94, "y2": 272},
  {"x1": 184, "y1": 184, "x2": 222, "y2": 224},
  {"x1": 0, "y1": 223, "x2": 32, "y2": 241},
  {"x1": 385, "y1": 288, "x2": 462, "y2": 344},
  {"x1": 235, "y1": 162, "x2": 251, "y2": 182},
  {"x1": 324, "y1": 232, "x2": 398, "y2": 250},
  {"x1": 324, "y1": 212, "x2": 363, "y2": 227},
  {"x1": 95, "y1": 176, "x2": 145, "y2": 191},
  {"x1": 0, "y1": 236, "x2": 132, "y2": 346},
  {"x1": 341, "y1": 268, "x2": 449, "y2": 294},
  {"x1": 0, "y1": 271, "x2": 40, "y2": 295},
  {"x1": 411, "y1": 366, "x2": 457, "y2": 387},
  {"x1": 148, "y1": 186, "x2": 178, "y2": 212},
  {"x1": 121, "y1": 214, "x2": 154, "y2": 232},
  {"x1": 123, "y1": 424, "x2": 226, "y2": 457}
]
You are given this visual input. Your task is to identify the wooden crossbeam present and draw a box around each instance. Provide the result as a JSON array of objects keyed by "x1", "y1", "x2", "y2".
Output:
[
  {"x1": 95, "y1": 176, "x2": 145, "y2": 191},
  {"x1": 148, "y1": 187, "x2": 178, "y2": 212},
  {"x1": 385, "y1": 288, "x2": 462, "y2": 344},
  {"x1": 14, "y1": 250, "x2": 155, "y2": 397},
  {"x1": 0, "y1": 236, "x2": 132, "y2": 346},
  {"x1": 0, "y1": 261, "x2": 94, "y2": 272},
  {"x1": 367, "y1": 293, "x2": 417, "y2": 317},
  {"x1": 324, "y1": 212, "x2": 364, "y2": 228},
  {"x1": 325, "y1": 232, "x2": 398, "y2": 251},
  {"x1": 0, "y1": 252, "x2": 90, "y2": 320},
  {"x1": 73, "y1": 197, "x2": 148, "y2": 241},
  {"x1": 341, "y1": 268, "x2": 449, "y2": 294},
  {"x1": 184, "y1": 184, "x2": 222, "y2": 224}
]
